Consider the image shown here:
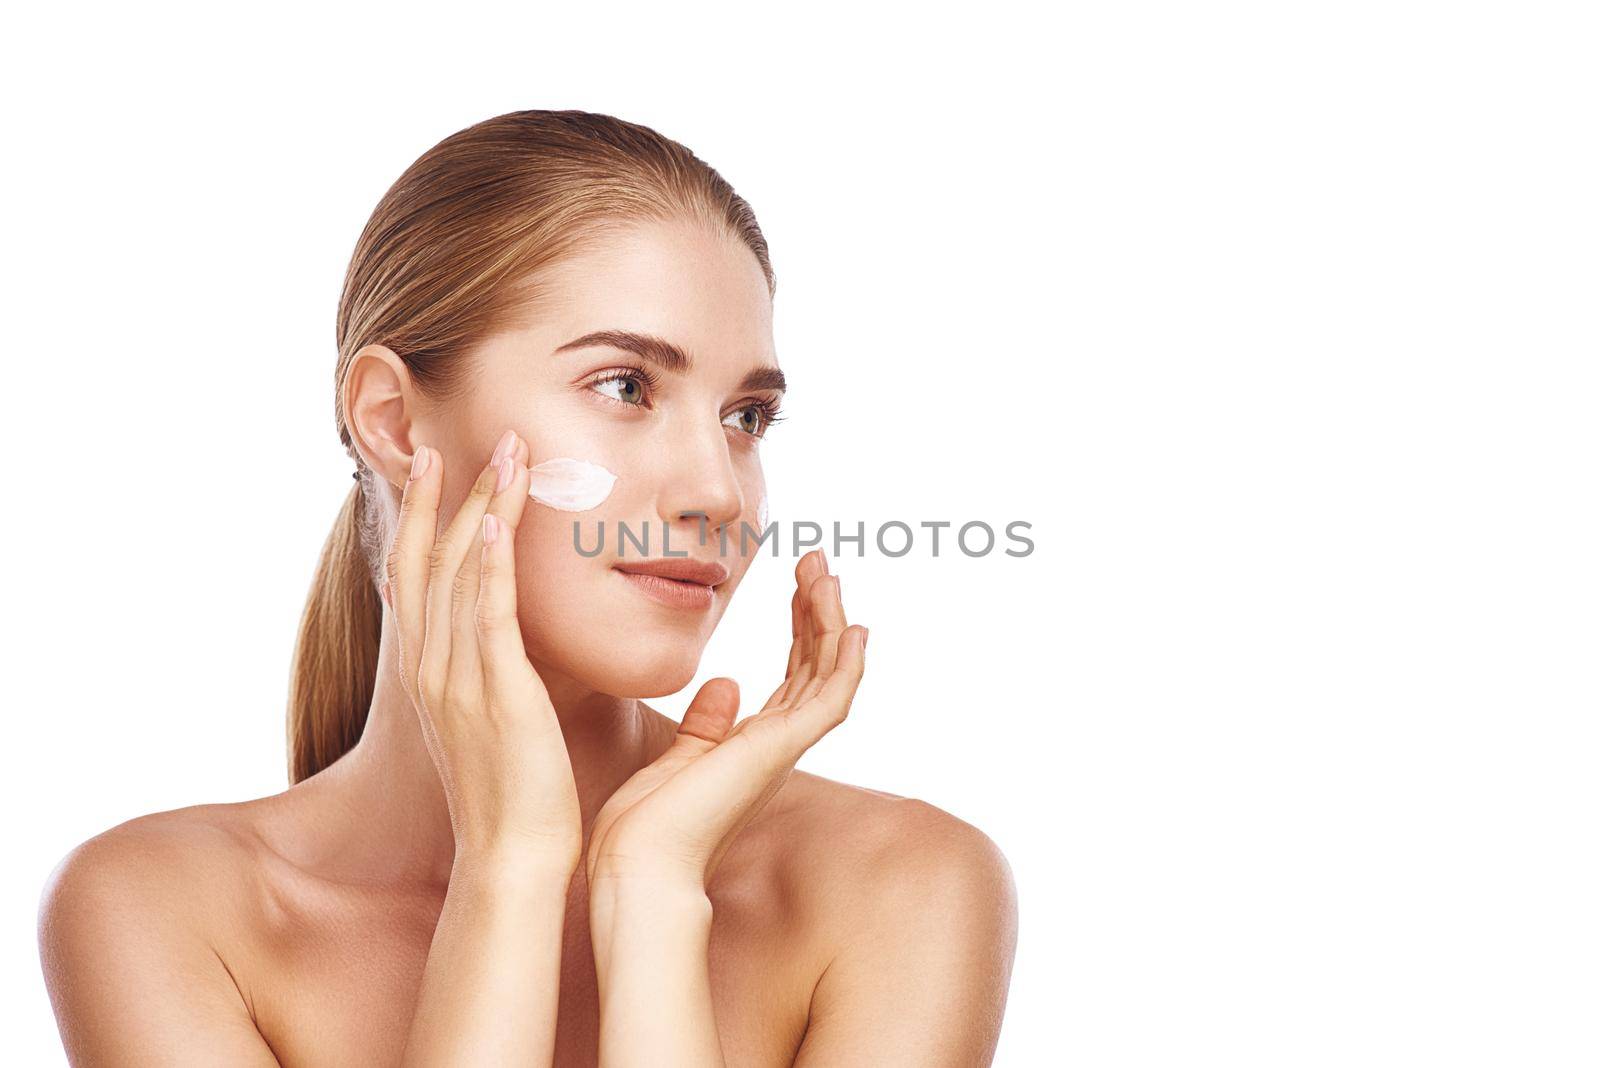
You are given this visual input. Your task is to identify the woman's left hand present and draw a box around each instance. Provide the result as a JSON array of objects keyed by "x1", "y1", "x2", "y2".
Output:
[{"x1": 585, "y1": 549, "x2": 867, "y2": 897}]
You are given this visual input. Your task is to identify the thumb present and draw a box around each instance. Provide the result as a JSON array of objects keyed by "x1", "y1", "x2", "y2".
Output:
[{"x1": 675, "y1": 677, "x2": 741, "y2": 747}]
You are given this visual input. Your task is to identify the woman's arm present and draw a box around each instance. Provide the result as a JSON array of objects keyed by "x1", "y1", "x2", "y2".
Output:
[
  {"x1": 385, "y1": 435, "x2": 587, "y2": 1065},
  {"x1": 398, "y1": 850, "x2": 574, "y2": 1066},
  {"x1": 584, "y1": 808, "x2": 1019, "y2": 1068},
  {"x1": 582, "y1": 550, "x2": 868, "y2": 1066},
  {"x1": 588, "y1": 877, "x2": 720, "y2": 1065}
]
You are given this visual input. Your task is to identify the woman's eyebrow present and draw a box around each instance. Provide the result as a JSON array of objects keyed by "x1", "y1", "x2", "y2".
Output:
[
  {"x1": 555, "y1": 330, "x2": 691, "y2": 373},
  {"x1": 739, "y1": 365, "x2": 787, "y2": 394},
  {"x1": 554, "y1": 329, "x2": 786, "y2": 393}
]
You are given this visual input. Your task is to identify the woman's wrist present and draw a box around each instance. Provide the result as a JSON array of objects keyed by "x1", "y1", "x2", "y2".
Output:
[
  {"x1": 587, "y1": 867, "x2": 710, "y2": 917},
  {"x1": 588, "y1": 875, "x2": 720, "y2": 1065},
  {"x1": 453, "y1": 841, "x2": 579, "y2": 892},
  {"x1": 397, "y1": 844, "x2": 572, "y2": 1068},
  {"x1": 588, "y1": 872, "x2": 713, "y2": 969}
]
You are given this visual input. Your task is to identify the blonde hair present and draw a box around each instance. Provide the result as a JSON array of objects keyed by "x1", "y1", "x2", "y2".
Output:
[{"x1": 287, "y1": 110, "x2": 775, "y2": 784}]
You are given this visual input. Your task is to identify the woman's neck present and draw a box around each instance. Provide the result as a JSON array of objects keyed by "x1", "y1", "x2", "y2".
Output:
[{"x1": 294, "y1": 613, "x2": 674, "y2": 893}]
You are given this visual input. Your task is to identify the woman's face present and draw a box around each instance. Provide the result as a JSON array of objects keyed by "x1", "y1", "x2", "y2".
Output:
[{"x1": 422, "y1": 216, "x2": 781, "y2": 698}]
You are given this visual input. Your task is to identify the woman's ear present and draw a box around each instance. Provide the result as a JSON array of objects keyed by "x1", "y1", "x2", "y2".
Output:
[{"x1": 344, "y1": 344, "x2": 420, "y2": 488}]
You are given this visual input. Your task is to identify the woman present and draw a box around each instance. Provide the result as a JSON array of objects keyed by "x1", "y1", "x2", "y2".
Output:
[{"x1": 39, "y1": 110, "x2": 1018, "y2": 1066}]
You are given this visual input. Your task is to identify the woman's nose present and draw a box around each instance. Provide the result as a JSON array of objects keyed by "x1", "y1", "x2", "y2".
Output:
[{"x1": 656, "y1": 431, "x2": 744, "y2": 544}]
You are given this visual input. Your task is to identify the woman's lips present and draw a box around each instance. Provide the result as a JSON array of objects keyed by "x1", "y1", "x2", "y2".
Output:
[{"x1": 611, "y1": 558, "x2": 727, "y2": 611}]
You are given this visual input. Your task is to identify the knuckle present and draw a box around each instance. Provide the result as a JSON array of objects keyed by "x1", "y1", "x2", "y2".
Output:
[
  {"x1": 451, "y1": 566, "x2": 476, "y2": 608},
  {"x1": 469, "y1": 464, "x2": 498, "y2": 498},
  {"x1": 395, "y1": 486, "x2": 427, "y2": 531},
  {"x1": 427, "y1": 546, "x2": 454, "y2": 587},
  {"x1": 457, "y1": 468, "x2": 493, "y2": 508},
  {"x1": 475, "y1": 595, "x2": 506, "y2": 635}
]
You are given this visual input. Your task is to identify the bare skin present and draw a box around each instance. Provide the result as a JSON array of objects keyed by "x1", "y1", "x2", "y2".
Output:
[
  {"x1": 40, "y1": 757, "x2": 1010, "y2": 1065},
  {"x1": 38, "y1": 218, "x2": 1019, "y2": 1067}
]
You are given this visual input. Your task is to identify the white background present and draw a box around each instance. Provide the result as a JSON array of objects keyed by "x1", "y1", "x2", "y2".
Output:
[{"x1": 4, "y1": 3, "x2": 1596, "y2": 1065}]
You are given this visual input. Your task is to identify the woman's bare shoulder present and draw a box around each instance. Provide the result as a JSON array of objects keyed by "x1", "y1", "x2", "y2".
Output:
[
  {"x1": 40, "y1": 799, "x2": 272, "y2": 941},
  {"x1": 771, "y1": 770, "x2": 1015, "y2": 918},
  {"x1": 780, "y1": 769, "x2": 1004, "y2": 850},
  {"x1": 770, "y1": 772, "x2": 1018, "y2": 1057},
  {"x1": 37, "y1": 802, "x2": 297, "y2": 1064}
]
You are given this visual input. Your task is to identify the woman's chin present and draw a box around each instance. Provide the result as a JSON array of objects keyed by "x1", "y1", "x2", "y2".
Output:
[
  {"x1": 546, "y1": 640, "x2": 704, "y2": 701},
  {"x1": 588, "y1": 668, "x2": 699, "y2": 700}
]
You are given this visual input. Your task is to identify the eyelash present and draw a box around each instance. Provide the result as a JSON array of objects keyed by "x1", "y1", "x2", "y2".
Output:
[
  {"x1": 737, "y1": 396, "x2": 788, "y2": 436},
  {"x1": 589, "y1": 364, "x2": 787, "y2": 436},
  {"x1": 590, "y1": 364, "x2": 663, "y2": 405}
]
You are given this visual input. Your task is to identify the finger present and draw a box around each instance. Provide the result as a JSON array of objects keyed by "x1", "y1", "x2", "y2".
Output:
[
  {"x1": 786, "y1": 624, "x2": 868, "y2": 744},
  {"x1": 760, "y1": 583, "x2": 808, "y2": 711},
  {"x1": 386, "y1": 445, "x2": 444, "y2": 702},
  {"x1": 476, "y1": 449, "x2": 538, "y2": 703},
  {"x1": 774, "y1": 551, "x2": 826, "y2": 707},
  {"x1": 809, "y1": 571, "x2": 849, "y2": 682},
  {"x1": 786, "y1": 582, "x2": 805, "y2": 658},
  {"x1": 421, "y1": 442, "x2": 508, "y2": 707},
  {"x1": 649, "y1": 640, "x2": 850, "y2": 840},
  {"x1": 781, "y1": 570, "x2": 838, "y2": 708},
  {"x1": 795, "y1": 548, "x2": 825, "y2": 656},
  {"x1": 627, "y1": 702, "x2": 797, "y2": 860},
  {"x1": 674, "y1": 677, "x2": 740, "y2": 749},
  {"x1": 452, "y1": 431, "x2": 526, "y2": 688},
  {"x1": 644, "y1": 623, "x2": 865, "y2": 885}
]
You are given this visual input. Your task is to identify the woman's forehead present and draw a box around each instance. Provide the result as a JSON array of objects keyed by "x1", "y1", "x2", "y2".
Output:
[{"x1": 507, "y1": 220, "x2": 778, "y2": 375}]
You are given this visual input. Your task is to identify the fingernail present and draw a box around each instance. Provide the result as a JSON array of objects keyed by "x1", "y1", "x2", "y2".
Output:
[
  {"x1": 491, "y1": 429, "x2": 517, "y2": 467},
  {"x1": 482, "y1": 513, "x2": 500, "y2": 546},
  {"x1": 495, "y1": 455, "x2": 516, "y2": 492},
  {"x1": 861, "y1": 627, "x2": 869, "y2": 650},
  {"x1": 409, "y1": 446, "x2": 430, "y2": 481}
]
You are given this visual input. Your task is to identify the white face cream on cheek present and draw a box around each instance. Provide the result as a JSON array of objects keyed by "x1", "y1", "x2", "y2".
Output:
[
  {"x1": 756, "y1": 493, "x2": 769, "y2": 530},
  {"x1": 525, "y1": 457, "x2": 618, "y2": 511}
]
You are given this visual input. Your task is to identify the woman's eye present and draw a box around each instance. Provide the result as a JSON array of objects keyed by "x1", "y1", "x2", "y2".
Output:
[
  {"x1": 592, "y1": 373, "x2": 647, "y2": 406},
  {"x1": 723, "y1": 405, "x2": 765, "y2": 436}
]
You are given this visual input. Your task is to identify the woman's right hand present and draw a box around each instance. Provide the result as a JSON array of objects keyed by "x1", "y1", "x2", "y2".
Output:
[{"x1": 383, "y1": 428, "x2": 582, "y2": 875}]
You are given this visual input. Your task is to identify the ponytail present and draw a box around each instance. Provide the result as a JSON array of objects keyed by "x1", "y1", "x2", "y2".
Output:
[{"x1": 287, "y1": 478, "x2": 382, "y2": 784}]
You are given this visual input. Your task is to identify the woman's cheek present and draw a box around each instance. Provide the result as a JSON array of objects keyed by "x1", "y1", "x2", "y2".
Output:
[
  {"x1": 507, "y1": 509, "x2": 703, "y2": 698},
  {"x1": 749, "y1": 463, "x2": 768, "y2": 530},
  {"x1": 506, "y1": 507, "x2": 613, "y2": 678},
  {"x1": 512, "y1": 506, "x2": 582, "y2": 616},
  {"x1": 728, "y1": 461, "x2": 768, "y2": 572}
]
